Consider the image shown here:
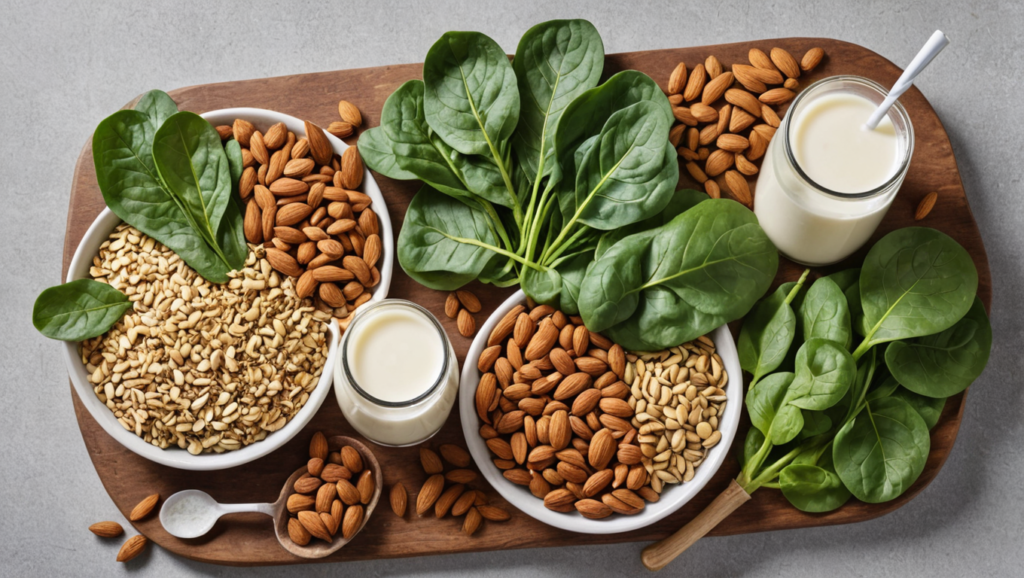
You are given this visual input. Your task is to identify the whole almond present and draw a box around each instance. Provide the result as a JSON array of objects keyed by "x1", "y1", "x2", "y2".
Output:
[
  {"x1": 572, "y1": 326, "x2": 589, "y2": 357},
  {"x1": 682, "y1": 63, "x2": 706, "y2": 101},
  {"x1": 729, "y1": 107, "x2": 757, "y2": 133},
  {"x1": 747, "y1": 128, "x2": 768, "y2": 160},
  {"x1": 284, "y1": 158, "x2": 316, "y2": 179},
  {"x1": 390, "y1": 483, "x2": 408, "y2": 517},
  {"x1": 267, "y1": 150, "x2": 287, "y2": 184},
  {"x1": 487, "y1": 304, "x2": 525, "y2": 347},
  {"x1": 705, "y1": 179, "x2": 721, "y2": 199},
  {"x1": 129, "y1": 494, "x2": 159, "y2": 521},
  {"x1": 297, "y1": 510, "x2": 332, "y2": 542},
  {"x1": 287, "y1": 517, "x2": 312, "y2": 546},
  {"x1": 690, "y1": 102, "x2": 718, "y2": 123},
  {"x1": 732, "y1": 64, "x2": 767, "y2": 93},
  {"x1": 717, "y1": 134, "x2": 750, "y2": 153},
  {"x1": 670, "y1": 124, "x2": 686, "y2": 148},
  {"x1": 761, "y1": 104, "x2": 781, "y2": 128},
  {"x1": 276, "y1": 203, "x2": 314, "y2": 227},
  {"x1": 342, "y1": 504, "x2": 364, "y2": 539},
  {"x1": 304, "y1": 120, "x2": 333, "y2": 166},
  {"x1": 716, "y1": 103, "x2": 732, "y2": 135},
  {"x1": 752, "y1": 123, "x2": 777, "y2": 141},
  {"x1": 452, "y1": 490, "x2": 478, "y2": 517},
  {"x1": 476, "y1": 373, "x2": 497, "y2": 423},
  {"x1": 435, "y1": 484, "x2": 465, "y2": 518},
  {"x1": 321, "y1": 463, "x2": 353, "y2": 483},
  {"x1": 760, "y1": 88, "x2": 796, "y2": 106},
  {"x1": 322, "y1": 510, "x2": 340, "y2": 537},
  {"x1": 673, "y1": 106, "x2": 698, "y2": 127},
  {"x1": 503, "y1": 468, "x2": 532, "y2": 485},
  {"x1": 254, "y1": 184, "x2": 274, "y2": 210},
  {"x1": 742, "y1": 63, "x2": 784, "y2": 85},
  {"x1": 89, "y1": 521, "x2": 124, "y2": 538},
  {"x1": 457, "y1": 308, "x2": 476, "y2": 337},
  {"x1": 273, "y1": 226, "x2": 307, "y2": 245},
  {"x1": 704, "y1": 149, "x2": 735, "y2": 177},
  {"x1": 316, "y1": 482, "x2": 338, "y2": 513},
  {"x1": 338, "y1": 100, "x2": 363, "y2": 127},
  {"x1": 735, "y1": 154, "x2": 759, "y2": 176},
  {"x1": 341, "y1": 446, "x2": 363, "y2": 473},
  {"x1": 269, "y1": 177, "x2": 309, "y2": 196},
  {"x1": 801, "y1": 47, "x2": 825, "y2": 71},
  {"x1": 319, "y1": 283, "x2": 347, "y2": 308},
  {"x1": 771, "y1": 47, "x2": 801, "y2": 78},
  {"x1": 340, "y1": 146, "x2": 363, "y2": 189},
  {"x1": 749, "y1": 48, "x2": 777, "y2": 71},
  {"x1": 307, "y1": 457, "x2": 325, "y2": 478},
  {"x1": 613, "y1": 488, "x2": 646, "y2": 510},
  {"x1": 463, "y1": 506, "x2": 483, "y2": 536},
  {"x1": 588, "y1": 428, "x2": 616, "y2": 469},
  {"x1": 336, "y1": 479, "x2": 361, "y2": 505},
  {"x1": 420, "y1": 447, "x2": 444, "y2": 474},
  {"x1": 116, "y1": 535, "x2": 148, "y2": 562},
  {"x1": 602, "y1": 492, "x2": 641, "y2": 515},
  {"x1": 263, "y1": 121, "x2": 287, "y2": 149},
  {"x1": 445, "y1": 292, "x2": 461, "y2": 318},
  {"x1": 240, "y1": 166, "x2": 257, "y2": 198},
  {"x1": 915, "y1": 191, "x2": 938, "y2": 220},
  {"x1": 549, "y1": 410, "x2": 571, "y2": 450},
  {"x1": 702, "y1": 71, "x2": 734, "y2": 105},
  {"x1": 292, "y1": 138, "x2": 310, "y2": 159},
  {"x1": 553, "y1": 372, "x2": 592, "y2": 401},
  {"x1": 576, "y1": 498, "x2": 613, "y2": 519},
  {"x1": 550, "y1": 348, "x2": 576, "y2": 377},
  {"x1": 307, "y1": 182, "x2": 325, "y2": 208},
  {"x1": 525, "y1": 320, "x2": 558, "y2": 361},
  {"x1": 571, "y1": 388, "x2": 603, "y2": 416},
  {"x1": 297, "y1": 242, "x2": 318, "y2": 266},
  {"x1": 454, "y1": 289, "x2": 481, "y2": 313},
  {"x1": 287, "y1": 493, "x2": 316, "y2": 513},
  {"x1": 318, "y1": 239, "x2": 345, "y2": 259},
  {"x1": 215, "y1": 125, "x2": 232, "y2": 140},
  {"x1": 514, "y1": 312, "x2": 536, "y2": 348},
  {"x1": 724, "y1": 170, "x2": 753, "y2": 207},
  {"x1": 440, "y1": 444, "x2": 472, "y2": 468},
  {"x1": 667, "y1": 62, "x2": 687, "y2": 94},
  {"x1": 416, "y1": 474, "x2": 445, "y2": 516},
  {"x1": 294, "y1": 476, "x2": 323, "y2": 495},
  {"x1": 250, "y1": 131, "x2": 269, "y2": 165},
  {"x1": 725, "y1": 88, "x2": 762, "y2": 116},
  {"x1": 705, "y1": 55, "x2": 723, "y2": 79},
  {"x1": 496, "y1": 410, "x2": 525, "y2": 434},
  {"x1": 233, "y1": 119, "x2": 255, "y2": 146},
  {"x1": 265, "y1": 248, "x2": 302, "y2": 278},
  {"x1": 357, "y1": 470, "x2": 374, "y2": 504},
  {"x1": 327, "y1": 121, "x2": 354, "y2": 139},
  {"x1": 544, "y1": 488, "x2": 576, "y2": 513},
  {"x1": 486, "y1": 437, "x2": 514, "y2": 460},
  {"x1": 342, "y1": 255, "x2": 372, "y2": 286},
  {"x1": 244, "y1": 199, "x2": 262, "y2": 243},
  {"x1": 784, "y1": 78, "x2": 799, "y2": 90}
]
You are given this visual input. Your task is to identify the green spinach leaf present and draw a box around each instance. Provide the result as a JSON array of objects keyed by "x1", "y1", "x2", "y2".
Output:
[
  {"x1": 594, "y1": 189, "x2": 707, "y2": 259},
  {"x1": 799, "y1": 276, "x2": 852, "y2": 348},
  {"x1": 745, "y1": 371, "x2": 804, "y2": 445},
  {"x1": 780, "y1": 451, "x2": 852, "y2": 513},
  {"x1": 885, "y1": 296, "x2": 991, "y2": 398},
  {"x1": 135, "y1": 89, "x2": 178, "y2": 132},
  {"x1": 33, "y1": 280, "x2": 132, "y2": 341},
  {"x1": 892, "y1": 386, "x2": 946, "y2": 430},
  {"x1": 738, "y1": 275, "x2": 806, "y2": 387},
  {"x1": 787, "y1": 338, "x2": 856, "y2": 411},
  {"x1": 833, "y1": 396, "x2": 930, "y2": 503}
]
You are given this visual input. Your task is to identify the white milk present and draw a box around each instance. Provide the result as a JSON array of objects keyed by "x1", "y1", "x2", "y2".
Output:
[
  {"x1": 334, "y1": 300, "x2": 459, "y2": 446},
  {"x1": 754, "y1": 77, "x2": 912, "y2": 266}
]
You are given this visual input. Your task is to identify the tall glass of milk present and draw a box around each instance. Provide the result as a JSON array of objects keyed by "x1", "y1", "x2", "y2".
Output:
[
  {"x1": 753, "y1": 76, "x2": 914, "y2": 266},
  {"x1": 333, "y1": 300, "x2": 459, "y2": 446}
]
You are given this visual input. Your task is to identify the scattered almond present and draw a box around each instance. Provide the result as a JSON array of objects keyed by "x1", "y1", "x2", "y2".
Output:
[
  {"x1": 116, "y1": 535, "x2": 148, "y2": 563},
  {"x1": 89, "y1": 521, "x2": 124, "y2": 538},
  {"x1": 390, "y1": 483, "x2": 408, "y2": 518},
  {"x1": 915, "y1": 191, "x2": 939, "y2": 220},
  {"x1": 129, "y1": 494, "x2": 159, "y2": 522}
]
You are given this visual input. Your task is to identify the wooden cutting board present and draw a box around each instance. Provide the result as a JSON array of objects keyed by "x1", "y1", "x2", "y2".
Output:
[{"x1": 62, "y1": 37, "x2": 991, "y2": 566}]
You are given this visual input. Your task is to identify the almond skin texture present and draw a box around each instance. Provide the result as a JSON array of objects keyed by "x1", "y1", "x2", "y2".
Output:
[
  {"x1": 801, "y1": 47, "x2": 825, "y2": 71},
  {"x1": 440, "y1": 444, "x2": 472, "y2": 468},
  {"x1": 341, "y1": 446, "x2": 364, "y2": 473},
  {"x1": 338, "y1": 100, "x2": 363, "y2": 127},
  {"x1": 336, "y1": 479, "x2": 361, "y2": 505},
  {"x1": 771, "y1": 47, "x2": 801, "y2": 78},
  {"x1": 304, "y1": 120, "x2": 333, "y2": 166},
  {"x1": 117, "y1": 535, "x2": 148, "y2": 562},
  {"x1": 682, "y1": 63, "x2": 706, "y2": 101},
  {"x1": 129, "y1": 494, "x2": 159, "y2": 522},
  {"x1": 340, "y1": 146, "x2": 364, "y2": 189},
  {"x1": 357, "y1": 470, "x2": 374, "y2": 504},
  {"x1": 288, "y1": 517, "x2": 312, "y2": 546},
  {"x1": 463, "y1": 506, "x2": 483, "y2": 535},
  {"x1": 724, "y1": 170, "x2": 753, "y2": 207},
  {"x1": 702, "y1": 71, "x2": 734, "y2": 105},
  {"x1": 915, "y1": 191, "x2": 939, "y2": 220},
  {"x1": 390, "y1": 483, "x2": 408, "y2": 518},
  {"x1": 456, "y1": 289, "x2": 482, "y2": 313},
  {"x1": 342, "y1": 504, "x2": 364, "y2": 539},
  {"x1": 445, "y1": 292, "x2": 461, "y2": 319},
  {"x1": 667, "y1": 62, "x2": 687, "y2": 94},
  {"x1": 416, "y1": 474, "x2": 445, "y2": 516},
  {"x1": 89, "y1": 521, "x2": 124, "y2": 538},
  {"x1": 309, "y1": 431, "x2": 328, "y2": 460},
  {"x1": 457, "y1": 308, "x2": 476, "y2": 337},
  {"x1": 420, "y1": 447, "x2": 444, "y2": 474}
]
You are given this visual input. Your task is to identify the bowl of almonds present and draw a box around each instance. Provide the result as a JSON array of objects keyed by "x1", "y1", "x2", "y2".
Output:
[{"x1": 458, "y1": 291, "x2": 743, "y2": 534}]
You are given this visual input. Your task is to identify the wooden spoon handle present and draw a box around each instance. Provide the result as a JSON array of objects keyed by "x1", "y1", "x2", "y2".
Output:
[{"x1": 641, "y1": 480, "x2": 751, "y2": 571}]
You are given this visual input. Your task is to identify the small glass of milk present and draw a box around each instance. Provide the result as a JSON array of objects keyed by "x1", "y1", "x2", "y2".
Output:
[
  {"x1": 333, "y1": 299, "x2": 459, "y2": 446},
  {"x1": 753, "y1": 76, "x2": 914, "y2": 266}
]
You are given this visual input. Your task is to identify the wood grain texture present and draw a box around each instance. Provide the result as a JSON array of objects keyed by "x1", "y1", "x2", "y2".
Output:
[{"x1": 61, "y1": 38, "x2": 990, "y2": 566}]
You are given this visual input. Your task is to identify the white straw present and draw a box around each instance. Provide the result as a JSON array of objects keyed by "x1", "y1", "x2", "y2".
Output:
[{"x1": 865, "y1": 30, "x2": 950, "y2": 130}]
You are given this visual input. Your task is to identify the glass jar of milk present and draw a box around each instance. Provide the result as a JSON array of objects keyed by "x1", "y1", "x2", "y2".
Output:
[
  {"x1": 334, "y1": 300, "x2": 459, "y2": 446},
  {"x1": 754, "y1": 76, "x2": 914, "y2": 266}
]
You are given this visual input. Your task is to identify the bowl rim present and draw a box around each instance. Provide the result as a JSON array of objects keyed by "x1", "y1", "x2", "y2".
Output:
[
  {"x1": 62, "y1": 107, "x2": 393, "y2": 471},
  {"x1": 457, "y1": 290, "x2": 744, "y2": 534}
]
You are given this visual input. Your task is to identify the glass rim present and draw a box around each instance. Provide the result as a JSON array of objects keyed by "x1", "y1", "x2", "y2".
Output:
[
  {"x1": 783, "y1": 74, "x2": 914, "y2": 200},
  {"x1": 339, "y1": 298, "x2": 449, "y2": 408}
]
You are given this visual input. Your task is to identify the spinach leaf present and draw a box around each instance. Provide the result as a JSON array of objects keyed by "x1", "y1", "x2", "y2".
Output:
[
  {"x1": 797, "y1": 410, "x2": 833, "y2": 440},
  {"x1": 579, "y1": 199, "x2": 777, "y2": 350},
  {"x1": 152, "y1": 111, "x2": 235, "y2": 260},
  {"x1": 780, "y1": 451, "x2": 852, "y2": 513},
  {"x1": 92, "y1": 110, "x2": 232, "y2": 282},
  {"x1": 885, "y1": 296, "x2": 991, "y2": 398},
  {"x1": 521, "y1": 266, "x2": 562, "y2": 308},
  {"x1": 833, "y1": 396, "x2": 930, "y2": 503},
  {"x1": 746, "y1": 372, "x2": 804, "y2": 444},
  {"x1": 225, "y1": 138, "x2": 245, "y2": 201},
  {"x1": 799, "y1": 276, "x2": 852, "y2": 348},
  {"x1": 856, "y1": 228, "x2": 978, "y2": 358},
  {"x1": 397, "y1": 186, "x2": 504, "y2": 290},
  {"x1": 513, "y1": 19, "x2": 604, "y2": 183},
  {"x1": 135, "y1": 89, "x2": 178, "y2": 132},
  {"x1": 553, "y1": 70, "x2": 672, "y2": 194},
  {"x1": 33, "y1": 280, "x2": 132, "y2": 341},
  {"x1": 422, "y1": 31, "x2": 520, "y2": 158},
  {"x1": 892, "y1": 387, "x2": 946, "y2": 430},
  {"x1": 786, "y1": 338, "x2": 856, "y2": 411},
  {"x1": 594, "y1": 189, "x2": 707, "y2": 259},
  {"x1": 739, "y1": 426, "x2": 766, "y2": 470},
  {"x1": 555, "y1": 251, "x2": 593, "y2": 315},
  {"x1": 570, "y1": 101, "x2": 677, "y2": 229},
  {"x1": 738, "y1": 276, "x2": 805, "y2": 387}
]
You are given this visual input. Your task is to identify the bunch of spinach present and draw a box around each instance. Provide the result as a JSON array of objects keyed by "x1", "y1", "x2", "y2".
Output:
[
  {"x1": 362, "y1": 19, "x2": 774, "y2": 348},
  {"x1": 34, "y1": 90, "x2": 246, "y2": 342},
  {"x1": 734, "y1": 227, "x2": 990, "y2": 510}
]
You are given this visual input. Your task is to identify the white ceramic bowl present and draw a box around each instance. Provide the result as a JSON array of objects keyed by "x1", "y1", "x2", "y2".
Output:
[
  {"x1": 458, "y1": 290, "x2": 743, "y2": 534},
  {"x1": 62, "y1": 108, "x2": 393, "y2": 471}
]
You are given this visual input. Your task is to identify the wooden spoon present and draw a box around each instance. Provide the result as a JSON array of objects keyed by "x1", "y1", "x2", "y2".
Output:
[{"x1": 159, "y1": 436, "x2": 382, "y2": 559}]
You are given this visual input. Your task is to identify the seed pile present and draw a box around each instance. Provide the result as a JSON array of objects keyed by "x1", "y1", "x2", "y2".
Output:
[
  {"x1": 80, "y1": 224, "x2": 330, "y2": 454},
  {"x1": 667, "y1": 46, "x2": 826, "y2": 205}
]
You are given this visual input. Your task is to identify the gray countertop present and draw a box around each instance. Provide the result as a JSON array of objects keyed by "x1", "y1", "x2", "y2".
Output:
[{"x1": 3, "y1": 1, "x2": 1021, "y2": 576}]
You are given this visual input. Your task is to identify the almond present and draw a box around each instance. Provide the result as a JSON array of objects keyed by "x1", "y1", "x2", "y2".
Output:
[
  {"x1": 390, "y1": 483, "x2": 408, "y2": 517},
  {"x1": 342, "y1": 255, "x2": 372, "y2": 286},
  {"x1": 488, "y1": 304, "x2": 525, "y2": 346},
  {"x1": 747, "y1": 128, "x2": 768, "y2": 160},
  {"x1": 321, "y1": 463, "x2": 352, "y2": 483},
  {"x1": 602, "y1": 493, "x2": 641, "y2": 515},
  {"x1": 129, "y1": 494, "x2": 159, "y2": 521},
  {"x1": 287, "y1": 517, "x2": 312, "y2": 546},
  {"x1": 752, "y1": 123, "x2": 777, "y2": 141},
  {"x1": 321, "y1": 510, "x2": 339, "y2": 537},
  {"x1": 311, "y1": 265, "x2": 354, "y2": 283},
  {"x1": 116, "y1": 535, "x2": 148, "y2": 562},
  {"x1": 435, "y1": 484, "x2": 465, "y2": 518},
  {"x1": 785, "y1": 78, "x2": 799, "y2": 90},
  {"x1": 735, "y1": 154, "x2": 759, "y2": 176},
  {"x1": 705, "y1": 55, "x2": 723, "y2": 79},
  {"x1": 240, "y1": 166, "x2": 257, "y2": 198},
  {"x1": 761, "y1": 104, "x2": 781, "y2": 128},
  {"x1": 698, "y1": 124, "x2": 719, "y2": 147},
  {"x1": 339, "y1": 146, "x2": 363, "y2": 189},
  {"x1": 263, "y1": 121, "x2": 287, "y2": 149},
  {"x1": 317, "y1": 239, "x2": 345, "y2": 259},
  {"x1": 341, "y1": 446, "x2": 363, "y2": 473},
  {"x1": 453, "y1": 288, "x2": 481, "y2": 313},
  {"x1": 739, "y1": 63, "x2": 784, "y2": 85},
  {"x1": 613, "y1": 488, "x2": 646, "y2": 510},
  {"x1": 270, "y1": 177, "x2": 309, "y2": 197},
  {"x1": 731, "y1": 64, "x2": 767, "y2": 93},
  {"x1": 476, "y1": 373, "x2": 497, "y2": 423},
  {"x1": 682, "y1": 63, "x2": 706, "y2": 101},
  {"x1": 244, "y1": 199, "x2": 262, "y2": 243},
  {"x1": 336, "y1": 479, "x2": 361, "y2": 505},
  {"x1": 307, "y1": 181, "x2": 325, "y2": 208},
  {"x1": 316, "y1": 482, "x2": 338, "y2": 513},
  {"x1": 287, "y1": 493, "x2": 316, "y2": 513},
  {"x1": 338, "y1": 100, "x2": 363, "y2": 127},
  {"x1": 304, "y1": 120, "x2": 333, "y2": 166},
  {"x1": 357, "y1": 470, "x2": 374, "y2": 504},
  {"x1": 607, "y1": 344, "x2": 625, "y2": 378},
  {"x1": 704, "y1": 149, "x2": 735, "y2": 177},
  {"x1": 307, "y1": 457, "x2": 325, "y2": 478},
  {"x1": 571, "y1": 388, "x2": 602, "y2": 416},
  {"x1": 496, "y1": 410, "x2": 525, "y2": 434},
  {"x1": 543, "y1": 488, "x2": 576, "y2": 512},
  {"x1": 801, "y1": 47, "x2": 825, "y2": 71},
  {"x1": 673, "y1": 106, "x2": 698, "y2": 127},
  {"x1": 486, "y1": 437, "x2": 514, "y2": 460},
  {"x1": 298, "y1": 510, "x2": 332, "y2": 542},
  {"x1": 250, "y1": 130, "x2": 269, "y2": 165},
  {"x1": 233, "y1": 119, "x2": 255, "y2": 146},
  {"x1": 420, "y1": 447, "x2": 444, "y2": 474},
  {"x1": 689, "y1": 102, "x2": 718, "y2": 123},
  {"x1": 319, "y1": 283, "x2": 346, "y2": 308},
  {"x1": 588, "y1": 428, "x2": 616, "y2": 469},
  {"x1": 617, "y1": 443, "x2": 642, "y2": 466},
  {"x1": 529, "y1": 471, "x2": 551, "y2": 498},
  {"x1": 716, "y1": 103, "x2": 732, "y2": 135},
  {"x1": 717, "y1": 133, "x2": 749, "y2": 153},
  {"x1": 553, "y1": 372, "x2": 592, "y2": 401},
  {"x1": 215, "y1": 125, "x2": 233, "y2": 140},
  {"x1": 342, "y1": 504, "x2": 363, "y2": 539},
  {"x1": 457, "y1": 308, "x2": 476, "y2": 337},
  {"x1": 452, "y1": 491, "x2": 479, "y2": 517},
  {"x1": 463, "y1": 506, "x2": 483, "y2": 536},
  {"x1": 571, "y1": 325, "x2": 589, "y2": 357},
  {"x1": 770, "y1": 47, "x2": 801, "y2": 78},
  {"x1": 598, "y1": 398, "x2": 633, "y2": 418},
  {"x1": 583, "y1": 469, "x2": 614, "y2": 497},
  {"x1": 548, "y1": 409, "x2": 571, "y2": 450},
  {"x1": 440, "y1": 444, "x2": 472, "y2": 468},
  {"x1": 254, "y1": 184, "x2": 274, "y2": 210},
  {"x1": 513, "y1": 312, "x2": 536, "y2": 348},
  {"x1": 272, "y1": 226, "x2": 306, "y2": 245},
  {"x1": 294, "y1": 475, "x2": 323, "y2": 495},
  {"x1": 725, "y1": 88, "x2": 762, "y2": 116},
  {"x1": 328, "y1": 121, "x2": 354, "y2": 139},
  {"x1": 503, "y1": 468, "x2": 532, "y2": 485},
  {"x1": 915, "y1": 191, "x2": 938, "y2": 220},
  {"x1": 89, "y1": 521, "x2": 124, "y2": 538},
  {"x1": 701, "y1": 71, "x2": 734, "y2": 105},
  {"x1": 550, "y1": 348, "x2": 576, "y2": 376},
  {"x1": 284, "y1": 158, "x2": 316, "y2": 178},
  {"x1": 416, "y1": 474, "x2": 445, "y2": 516},
  {"x1": 749, "y1": 48, "x2": 777, "y2": 71},
  {"x1": 575, "y1": 498, "x2": 613, "y2": 519},
  {"x1": 525, "y1": 319, "x2": 558, "y2": 360},
  {"x1": 724, "y1": 170, "x2": 753, "y2": 207},
  {"x1": 760, "y1": 88, "x2": 795, "y2": 105},
  {"x1": 575, "y1": 356, "x2": 607, "y2": 376},
  {"x1": 276, "y1": 203, "x2": 314, "y2": 227},
  {"x1": 669, "y1": 124, "x2": 686, "y2": 147},
  {"x1": 667, "y1": 62, "x2": 687, "y2": 94}
]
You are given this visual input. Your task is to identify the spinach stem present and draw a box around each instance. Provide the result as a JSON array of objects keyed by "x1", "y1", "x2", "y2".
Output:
[
  {"x1": 436, "y1": 232, "x2": 546, "y2": 272},
  {"x1": 543, "y1": 225, "x2": 591, "y2": 266},
  {"x1": 477, "y1": 200, "x2": 515, "y2": 252}
]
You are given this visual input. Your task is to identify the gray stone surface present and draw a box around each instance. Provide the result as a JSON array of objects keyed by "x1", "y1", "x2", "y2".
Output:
[{"x1": 2, "y1": 0, "x2": 1020, "y2": 576}]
